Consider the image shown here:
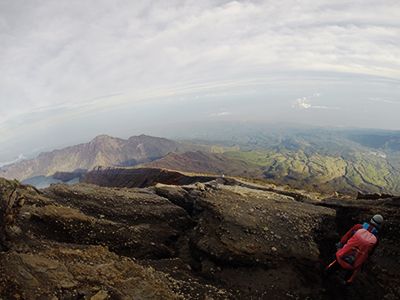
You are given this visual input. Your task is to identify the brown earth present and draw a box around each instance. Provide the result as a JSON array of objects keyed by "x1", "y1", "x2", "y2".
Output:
[
  {"x1": 143, "y1": 151, "x2": 264, "y2": 178},
  {"x1": 1, "y1": 176, "x2": 399, "y2": 299}
]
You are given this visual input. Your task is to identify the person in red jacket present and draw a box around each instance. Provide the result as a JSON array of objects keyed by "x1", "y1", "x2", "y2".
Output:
[{"x1": 326, "y1": 214, "x2": 383, "y2": 284}]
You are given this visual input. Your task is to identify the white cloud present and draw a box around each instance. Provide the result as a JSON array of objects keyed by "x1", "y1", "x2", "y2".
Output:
[
  {"x1": 292, "y1": 95, "x2": 340, "y2": 110},
  {"x1": 293, "y1": 97, "x2": 312, "y2": 109},
  {"x1": 312, "y1": 105, "x2": 340, "y2": 110},
  {"x1": 210, "y1": 111, "x2": 232, "y2": 117}
]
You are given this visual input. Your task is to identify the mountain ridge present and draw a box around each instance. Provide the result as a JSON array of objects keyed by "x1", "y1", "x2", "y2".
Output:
[
  {"x1": 3, "y1": 128, "x2": 400, "y2": 195},
  {"x1": 0, "y1": 134, "x2": 184, "y2": 181}
]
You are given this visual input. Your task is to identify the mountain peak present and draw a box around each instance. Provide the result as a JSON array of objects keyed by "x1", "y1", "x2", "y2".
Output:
[{"x1": 91, "y1": 134, "x2": 117, "y2": 142}]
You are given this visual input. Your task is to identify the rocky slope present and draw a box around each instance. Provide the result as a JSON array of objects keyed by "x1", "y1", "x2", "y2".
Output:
[
  {"x1": 0, "y1": 135, "x2": 185, "y2": 181},
  {"x1": 1, "y1": 176, "x2": 399, "y2": 299},
  {"x1": 143, "y1": 151, "x2": 264, "y2": 178},
  {"x1": 83, "y1": 167, "x2": 218, "y2": 188}
]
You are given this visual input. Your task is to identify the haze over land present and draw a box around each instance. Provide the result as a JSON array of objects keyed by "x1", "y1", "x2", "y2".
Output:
[{"x1": 1, "y1": 0, "x2": 400, "y2": 162}]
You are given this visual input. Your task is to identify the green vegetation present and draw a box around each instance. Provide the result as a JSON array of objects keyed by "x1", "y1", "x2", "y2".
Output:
[
  {"x1": 186, "y1": 127, "x2": 398, "y2": 195},
  {"x1": 224, "y1": 148, "x2": 400, "y2": 195}
]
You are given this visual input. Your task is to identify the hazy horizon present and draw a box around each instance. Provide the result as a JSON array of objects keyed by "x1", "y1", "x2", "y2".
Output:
[
  {"x1": 1, "y1": 120, "x2": 399, "y2": 166},
  {"x1": 1, "y1": 1, "x2": 399, "y2": 162}
]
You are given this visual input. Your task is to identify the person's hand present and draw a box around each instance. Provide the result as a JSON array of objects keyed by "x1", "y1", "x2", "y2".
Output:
[{"x1": 336, "y1": 242, "x2": 343, "y2": 249}]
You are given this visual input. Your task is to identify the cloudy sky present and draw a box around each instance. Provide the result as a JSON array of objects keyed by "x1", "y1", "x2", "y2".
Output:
[{"x1": 0, "y1": 0, "x2": 400, "y2": 161}]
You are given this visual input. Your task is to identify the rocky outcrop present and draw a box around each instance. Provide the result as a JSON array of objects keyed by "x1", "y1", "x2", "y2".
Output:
[
  {"x1": 0, "y1": 179, "x2": 229, "y2": 299},
  {"x1": 83, "y1": 167, "x2": 217, "y2": 188},
  {"x1": 154, "y1": 182, "x2": 337, "y2": 299},
  {"x1": 41, "y1": 183, "x2": 192, "y2": 258},
  {"x1": 1, "y1": 177, "x2": 399, "y2": 299},
  {"x1": 0, "y1": 245, "x2": 180, "y2": 300},
  {"x1": 0, "y1": 178, "x2": 29, "y2": 250}
]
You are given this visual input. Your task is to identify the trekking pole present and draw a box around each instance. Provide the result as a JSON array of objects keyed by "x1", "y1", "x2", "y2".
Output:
[{"x1": 325, "y1": 259, "x2": 337, "y2": 270}]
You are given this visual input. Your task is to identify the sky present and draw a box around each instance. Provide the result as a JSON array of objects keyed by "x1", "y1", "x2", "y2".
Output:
[{"x1": 0, "y1": 0, "x2": 400, "y2": 162}]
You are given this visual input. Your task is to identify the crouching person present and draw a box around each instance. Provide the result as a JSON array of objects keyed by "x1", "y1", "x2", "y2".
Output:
[{"x1": 326, "y1": 214, "x2": 383, "y2": 284}]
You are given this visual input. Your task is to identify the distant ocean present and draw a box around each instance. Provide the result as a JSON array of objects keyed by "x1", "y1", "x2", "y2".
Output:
[{"x1": 22, "y1": 176, "x2": 80, "y2": 189}]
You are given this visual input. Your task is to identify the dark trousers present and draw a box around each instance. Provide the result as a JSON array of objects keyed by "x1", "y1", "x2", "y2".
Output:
[{"x1": 325, "y1": 260, "x2": 354, "y2": 282}]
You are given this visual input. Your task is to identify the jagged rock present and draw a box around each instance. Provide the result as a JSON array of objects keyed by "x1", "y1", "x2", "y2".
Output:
[
  {"x1": 0, "y1": 179, "x2": 28, "y2": 250},
  {"x1": 0, "y1": 177, "x2": 399, "y2": 300},
  {"x1": 38, "y1": 183, "x2": 192, "y2": 258},
  {"x1": 182, "y1": 184, "x2": 334, "y2": 263},
  {"x1": 155, "y1": 183, "x2": 337, "y2": 298},
  {"x1": 0, "y1": 245, "x2": 181, "y2": 299}
]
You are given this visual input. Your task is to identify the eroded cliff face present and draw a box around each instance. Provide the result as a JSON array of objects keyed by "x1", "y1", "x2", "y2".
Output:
[{"x1": 0, "y1": 177, "x2": 399, "y2": 299}]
